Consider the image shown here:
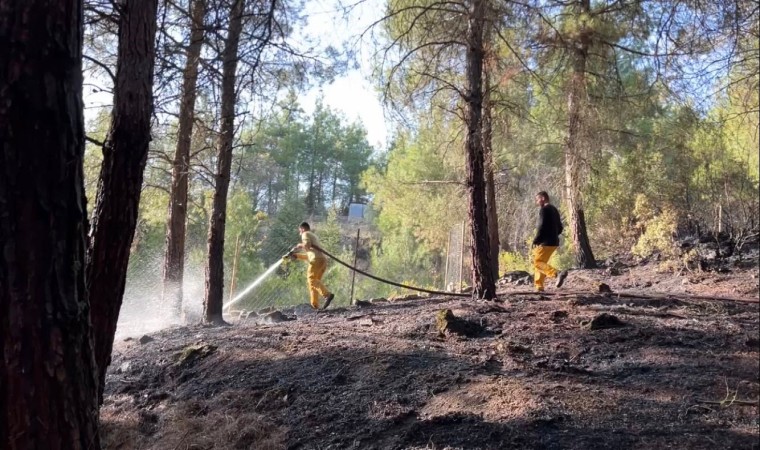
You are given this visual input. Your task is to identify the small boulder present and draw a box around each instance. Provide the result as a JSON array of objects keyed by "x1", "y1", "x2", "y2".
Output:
[
  {"x1": 501, "y1": 341, "x2": 532, "y2": 355},
  {"x1": 259, "y1": 310, "x2": 292, "y2": 325},
  {"x1": 597, "y1": 283, "x2": 613, "y2": 294},
  {"x1": 174, "y1": 343, "x2": 217, "y2": 367},
  {"x1": 500, "y1": 271, "x2": 532, "y2": 284},
  {"x1": 257, "y1": 306, "x2": 276, "y2": 315},
  {"x1": 138, "y1": 335, "x2": 154, "y2": 345},
  {"x1": 582, "y1": 313, "x2": 625, "y2": 330},
  {"x1": 287, "y1": 304, "x2": 319, "y2": 316},
  {"x1": 549, "y1": 310, "x2": 568, "y2": 323},
  {"x1": 435, "y1": 309, "x2": 484, "y2": 338},
  {"x1": 359, "y1": 317, "x2": 382, "y2": 326}
]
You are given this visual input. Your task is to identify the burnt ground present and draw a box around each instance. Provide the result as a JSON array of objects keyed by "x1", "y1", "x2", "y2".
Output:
[{"x1": 101, "y1": 263, "x2": 760, "y2": 450}]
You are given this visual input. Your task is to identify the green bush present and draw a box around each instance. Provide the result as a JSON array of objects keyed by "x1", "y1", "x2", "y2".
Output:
[
  {"x1": 499, "y1": 250, "x2": 531, "y2": 273},
  {"x1": 631, "y1": 195, "x2": 678, "y2": 258}
]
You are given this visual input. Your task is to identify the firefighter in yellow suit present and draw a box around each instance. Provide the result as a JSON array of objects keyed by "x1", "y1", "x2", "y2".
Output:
[{"x1": 289, "y1": 222, "x2": 335, "y2": 309}]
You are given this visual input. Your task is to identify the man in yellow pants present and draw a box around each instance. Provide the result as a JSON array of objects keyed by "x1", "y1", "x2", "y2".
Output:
[
  {"x1": 532, "y1": 191, "x2": 569, "y2": 292},
  {"x1": 289, "y1": 222, "x2": 335, "y2": 309}
]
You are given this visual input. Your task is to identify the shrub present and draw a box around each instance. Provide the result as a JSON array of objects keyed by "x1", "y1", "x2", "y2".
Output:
[
  {"x1": 631, "y1": 195, "x2": 678, "y2": 258},
  {"x1": 499, "y1": 250, "x2": 531, "y2": 273}
]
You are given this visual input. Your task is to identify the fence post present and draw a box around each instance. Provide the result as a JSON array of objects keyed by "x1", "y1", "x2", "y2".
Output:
[
  {"x1": 350, "y1": 228, "x2": 360, "y2": 305},
  {"x1": 443, "y1": 230, "x2": 451, "y2": 291},
  {"x1": 459, "y1": 221, "x2": 466, "y2": 293}
]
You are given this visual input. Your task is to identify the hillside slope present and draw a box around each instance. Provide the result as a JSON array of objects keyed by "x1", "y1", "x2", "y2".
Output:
[{"x1": 102, "y1": 265, "x2": 759, "y2": 449}]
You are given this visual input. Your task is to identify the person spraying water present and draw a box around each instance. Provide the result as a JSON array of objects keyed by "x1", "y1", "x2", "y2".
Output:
[{"x1": 284, "y1": 222, "x2": 335, "y2": 310}]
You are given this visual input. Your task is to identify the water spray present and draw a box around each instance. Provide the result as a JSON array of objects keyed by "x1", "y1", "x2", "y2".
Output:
[{"x1": 222, "y1": 256, "x2": 289, "y2": 312}]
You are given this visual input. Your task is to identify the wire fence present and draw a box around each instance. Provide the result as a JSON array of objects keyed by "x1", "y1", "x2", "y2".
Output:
[
  {"x1": 117, "y1": 217, "x2": 474, "y2": 328},
  {"x1": 221, "y1": 232, "x2": 386, "y2": 316},
  {"x1": 443, "y1": 222, "x2": 471, "y2": 293},
  {"x1": 222, "y1": 221, "x2": 476, "y2": 318}
]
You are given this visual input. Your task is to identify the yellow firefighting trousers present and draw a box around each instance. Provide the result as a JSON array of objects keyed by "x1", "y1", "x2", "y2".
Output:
[
  {"x1": 296, "y1": 254, "x2": 331, "y2": 308},
  {"x1": 532, "y1": 245, "x2": 558, "y2": 291}
]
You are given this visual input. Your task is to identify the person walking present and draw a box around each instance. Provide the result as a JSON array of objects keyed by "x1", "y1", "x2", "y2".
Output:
[
  {"x1": 288, "y1": 222, "x2": 335, "y2": 309},
  {"x1": 531, "y1": 191, "x2": 568, "y2": 292}
]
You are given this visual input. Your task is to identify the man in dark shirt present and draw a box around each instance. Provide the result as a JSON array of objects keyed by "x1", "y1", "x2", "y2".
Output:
[{"x1": 532, "y1": 191, "x2": 568, "y2": 292}]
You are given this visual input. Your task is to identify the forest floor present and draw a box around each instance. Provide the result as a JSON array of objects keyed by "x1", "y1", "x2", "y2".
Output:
[{"x1": 102, "y1": 258, "x2": 759, "y2": 450}]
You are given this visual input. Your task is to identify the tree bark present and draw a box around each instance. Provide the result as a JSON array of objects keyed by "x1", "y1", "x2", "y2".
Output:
[
  {"x1": 204, "y1": 0, "x2": 244, "y2": 325},
  {"x1": 464, "y1": 0, "x2": 496, "y2": 299},
  {"x1": 483, "y1": 65, "x2": 500, "y2": 281},
  {"x1": 563, "y1": 0, "x2": 597, "y2": 269},
  {"x1": 0, "y1": 0, "x2": 101, "y2": 447},
  {"x1": 163, "y1": 0, "x2": 207, "y2": 319},
  {"x1": 87, "y1": 0, "x2": 159, "y2": 400}
]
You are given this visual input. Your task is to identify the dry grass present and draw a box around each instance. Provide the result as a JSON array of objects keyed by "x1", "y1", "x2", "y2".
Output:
[{"x1": 101, "y1": 394, "x2": 285, "y2": 450}]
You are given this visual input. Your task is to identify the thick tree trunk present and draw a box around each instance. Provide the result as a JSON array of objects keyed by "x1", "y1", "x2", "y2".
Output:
[
  {"x1": 306, "y1": 124, "x2": 318, "y2": 215},
  {"x1": 563, "y1": 0, "x2": 597, "y2": 269},
  {"x1": 87, "y1": 0, "x2": 159, "y2": 400},
  {"x1": 0, "y1": 0, "x2": 101, "y2": 447},
  {"x1": 317, "y1": 170, "x2": 324, "y2": 210},
  {"x1": 464, "y1": 0, "x2": 496, "y2": 299},
  {"x1": 483, "y1": 68, "x2": 500, "y2": 280},
  {"x1": 204, "y1": 0, "x2": 244, "y2": 325},
  {"x1": 163, "y1": 0, "x2": 207, "y2": 319},
  {"x1": 306, "y1": 165, "x2": 316, "y2": 214}
]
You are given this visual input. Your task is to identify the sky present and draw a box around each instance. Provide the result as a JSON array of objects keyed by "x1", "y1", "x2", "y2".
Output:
[
  {"x1": 83, "y1": 0, "x2": 391, "y2": 149},
  {"x1": 287, "y1": 0, "x2": 389, "y2": 211},
  {"x1": 298, "y1": 0, "x2": 390, "y2": 149}
]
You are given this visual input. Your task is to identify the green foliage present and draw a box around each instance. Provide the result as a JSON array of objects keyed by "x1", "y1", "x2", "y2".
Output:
[
  {"x1": 245, "y1": 97, "x2": 375, "y2": 217},
  {"x1": 356, "y1": 229, "x2": 441, "y2": 299},
  {"x1": 224, "y1": 189, "x2": 267, "y2": 285},
  {"x1": 262, "y1": 193, "x2": 307, "y2": 262},
  {"x1": 318, "y1": 208, "x2": 343, "y2": 254},
  {"x1": 362, "y1": 122, "x2": 466, "y2": 253},
  {"x1": 631, "y1": 195, "x2": 678, "y2": 259},
  {"x1": 498, "y1": 251, "x2": 531, "y2": 273},
  {"x1": 101, "y1": 0, "x2": 759, "y2": 317}
]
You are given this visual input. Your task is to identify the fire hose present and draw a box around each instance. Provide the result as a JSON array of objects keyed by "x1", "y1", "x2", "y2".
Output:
[
  {"x1": 285, "y1": 245, "x2": 471, "y2": 298},
  {"x1": 286, "y1": 246, "x2": 759, "y2": 305}
]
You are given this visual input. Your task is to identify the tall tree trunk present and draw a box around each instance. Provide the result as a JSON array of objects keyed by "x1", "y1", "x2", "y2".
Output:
[
  {"x1": 483, "y1": 65, "x2": 500, "y2": 281},
  {"x1": 563, "y1": 0, "x2": 597, "y2": 269},
  {"x1": 306, "y1": 164, "x2": 316, "y2": 214},
  {"x1": 87, "y1": 0, "x2": 159, "y2": 400},
  {"x1": 464, "y1": 0, "x2": 496, "y2": 299},
  {"x1": 306, "y1": 124, "x2": 318, "y2": 215},
  {"x1": 204, "y1": 0, "x2": 244, "y2": 325},
  {"x1": 0, "y1": 0, "x2": 101, "y2": 447},
  {"x1": 317, "y1": 170, "x2": 324, "y2": 211},
  {"x1": 267, "y1": 179, "x2": 274, "y2": 214},
  {"x1": 163, "y1": 0, "x2": 207, "y2": 319}
]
